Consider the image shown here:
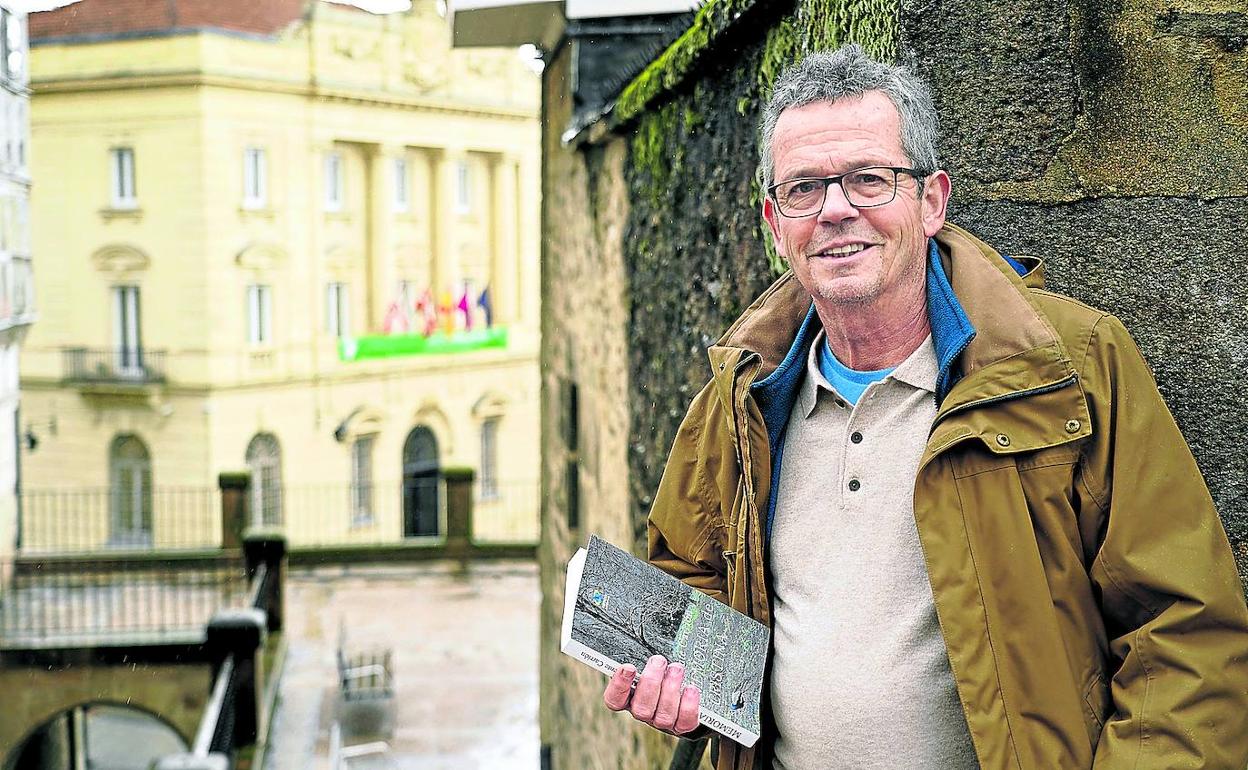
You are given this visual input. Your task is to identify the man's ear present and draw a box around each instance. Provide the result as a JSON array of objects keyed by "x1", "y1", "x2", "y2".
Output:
[
  {"x1": 921, "y1": 170, "x2": 951, "y2": 238},
  {"x1": 762, "y1": 196, "x2": 787, "y2": 257}
]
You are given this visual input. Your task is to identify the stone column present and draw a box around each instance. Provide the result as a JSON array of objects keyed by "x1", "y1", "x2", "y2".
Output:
[
  {"x1": 367, "y1": 144, "x2": 398, "y2": 333},
  {"x1": 489, "y1": 154, "x2": 519, "y2": 326},
  {"x1": 428, "y1": 147, "x2": 461, "y2": 299}
]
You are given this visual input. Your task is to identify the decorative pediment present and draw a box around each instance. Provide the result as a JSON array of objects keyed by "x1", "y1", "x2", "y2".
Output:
[
  {"x1": 471, "y1": 392, "x2": 508, "y2": 419},
  {"x1": 334, "y1": 405, "x2": 385, "y2": 442},
  {"x1": 412, "y1": 401, "x2": 453, "y2": 453},
  {"x1": 91, "y1": 244, "x2": 150, "y2": 273},
  {"x1": 235, "y1": 242, "x2": 288, "y2": 271}
]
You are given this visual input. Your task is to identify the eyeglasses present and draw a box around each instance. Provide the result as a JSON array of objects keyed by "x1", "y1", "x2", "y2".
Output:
[{"x1": 767, "y1": 166, "x2": 930, "y2": 217}]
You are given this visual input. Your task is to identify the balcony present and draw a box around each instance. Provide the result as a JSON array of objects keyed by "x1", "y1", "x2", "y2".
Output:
[{"x1": 62, "y1": 347, "x2": 167, "y2": 386}]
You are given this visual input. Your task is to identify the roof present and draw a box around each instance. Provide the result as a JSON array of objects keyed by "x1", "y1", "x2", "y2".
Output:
[{"x1": 29, "y1": 0, "x2": 311, "y2": 43}]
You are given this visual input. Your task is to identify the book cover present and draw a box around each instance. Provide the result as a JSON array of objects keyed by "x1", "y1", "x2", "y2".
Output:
[{"x1": 560, "y1": 535, "x2": 769, "y2": 747}]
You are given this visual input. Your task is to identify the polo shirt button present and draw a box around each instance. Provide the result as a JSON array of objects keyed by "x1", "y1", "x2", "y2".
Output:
[
  {"x1": 848, "y1": 479, "x2": 861, "y2": 492},
  {"x1": 850, "y1": 431, "x2": 863, "y2": 444}
]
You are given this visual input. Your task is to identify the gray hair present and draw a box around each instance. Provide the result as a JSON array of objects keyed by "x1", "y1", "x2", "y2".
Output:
[{"x1": 758, "y1": 44, "x2": 941, "y2": 191}]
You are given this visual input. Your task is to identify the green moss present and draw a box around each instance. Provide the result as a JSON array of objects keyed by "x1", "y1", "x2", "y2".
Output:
[
  {"x1": 631, "y1": 102, "x2": 687, "y2": 209},
  {"x1": 615, "y1": 0, "x2": 774, "y2": 121}
]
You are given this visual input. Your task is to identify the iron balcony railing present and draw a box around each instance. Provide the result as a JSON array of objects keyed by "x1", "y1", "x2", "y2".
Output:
[{"x1": 62, "y1": 347, "x2": 167, "y2": 384}]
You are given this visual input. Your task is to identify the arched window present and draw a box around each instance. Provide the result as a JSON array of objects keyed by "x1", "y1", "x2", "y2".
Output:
[
  {"x1": 109, "y1": 434, "x2": 152, "y2": 546},
  {"x1": 401, "y1": 427, "x2": 440, "y2": 537},
  {"x1": 245, "y1": 433, "x2": 282, "y2": 527}
]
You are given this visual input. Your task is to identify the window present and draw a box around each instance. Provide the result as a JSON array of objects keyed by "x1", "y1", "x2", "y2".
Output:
[
  {"x1": 110, "y1": 147, "x2": 137, "y2": 209},
  {"x1": 109, "y1": 434, "x2": 152, "y2": 546},
  {"x1": 455, "y1": 160, "x2": 471, "y2": 213},
  {"x1": 245, "y1": 433, "x2": 283, "y2": 527},
  {"x1": 4, "y1": 12, "x2": 24, "y2": 83},
  {"x1": 480, "y1": 417, "x2": 499, "y2": 499},
  {"x1": 393, "y1": 157, "x2": 409, "y2": 212},
  {"x1": 562, "y1": 379, "x2": 580, "y2": 529},
  {"x1": 324, "y1": 151, "x2": 343, "y2": 211},
  {"x1": 246, "y1": 284, "x2": 272, "y2": 345},
  {"x1": 112, "y1": 285, "x2": 142, "y2": 376},
  {"x1": 325, "y1": 282, "x2": 349, "y2": 337},
  {"x1": 243, "y1": 147, "x2": 267, "y2": 208},
  {"x1": 351, "y1": 435, "x2": 375, "y2": 524}
]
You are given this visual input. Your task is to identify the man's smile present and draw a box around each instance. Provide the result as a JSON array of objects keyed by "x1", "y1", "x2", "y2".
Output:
[{"x1": 809, "y1": 242, "x2": 879, "y2": 258}]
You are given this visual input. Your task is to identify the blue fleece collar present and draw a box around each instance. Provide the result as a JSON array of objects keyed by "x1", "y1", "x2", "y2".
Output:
[{"x1": 751, "y1": 238, "x2": 982, "y2": 541}]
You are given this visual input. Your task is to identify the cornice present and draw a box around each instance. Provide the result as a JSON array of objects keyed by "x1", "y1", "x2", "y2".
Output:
[{"x1": 32, "y1": 70, "x2": 538, "y2": 121}]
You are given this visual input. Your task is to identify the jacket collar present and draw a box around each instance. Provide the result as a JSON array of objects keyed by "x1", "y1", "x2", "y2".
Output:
[{"x1": 707, "y1": 223, "x2": 1086, "y2": 451}]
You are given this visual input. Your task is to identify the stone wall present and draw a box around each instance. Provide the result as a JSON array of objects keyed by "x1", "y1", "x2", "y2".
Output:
[{"x1": 539, "y1": 0, "x2": 1248, "y2": 767}]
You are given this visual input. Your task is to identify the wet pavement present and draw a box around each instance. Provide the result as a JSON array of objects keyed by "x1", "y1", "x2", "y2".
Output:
[{"x1": 265, "y1": 561, "x2": 540, "y2": 770}]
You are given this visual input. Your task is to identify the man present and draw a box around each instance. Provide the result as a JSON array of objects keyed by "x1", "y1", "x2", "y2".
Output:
[{"x1": 601, "y1": 44, "x2": 1248, "y2": 770}]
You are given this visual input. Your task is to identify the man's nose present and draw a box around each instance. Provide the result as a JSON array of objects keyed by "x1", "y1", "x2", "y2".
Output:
[{"x1": 817, "y1": 181, "x2": 859, "y2": 224}]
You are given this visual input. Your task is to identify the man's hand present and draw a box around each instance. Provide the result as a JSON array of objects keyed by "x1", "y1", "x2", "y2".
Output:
[{"x1": 603, "y1": 654, "x2": 701, "y2": 735}]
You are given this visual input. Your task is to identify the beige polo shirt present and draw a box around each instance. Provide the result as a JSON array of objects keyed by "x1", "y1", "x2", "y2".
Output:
[{"x1": 769, "y1": 331, "x2": 979, "y2": 770}]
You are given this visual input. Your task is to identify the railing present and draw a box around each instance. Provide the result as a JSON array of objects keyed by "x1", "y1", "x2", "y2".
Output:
[
  {"x1": 19, "y1": 486, "x2": 221, "y2": 554},
  {"x1": 17, "y1": 477, "x2": 538, "y2": 557},
  {"x1": 275, "y1": 477, "x2": 538, "y2": 547},
  {"x1": 0, "y1": 556, "x2": 248, "y2": 648},
  {"x1": 473, "y1": 478, "x2": 540, "y2": 543},
  {"x1": 62, "y1": 346, "x2": 167, "y2": 384}
]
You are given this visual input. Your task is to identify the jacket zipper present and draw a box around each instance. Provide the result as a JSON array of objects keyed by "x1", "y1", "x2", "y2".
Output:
[{"x1": 930, "y1": 372, "x2": 1079, "y2": 436}]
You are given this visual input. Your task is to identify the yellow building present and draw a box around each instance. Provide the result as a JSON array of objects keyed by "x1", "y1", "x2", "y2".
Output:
[{"x1": 19, "y1": 0, "x2": 541, "y2": 549}]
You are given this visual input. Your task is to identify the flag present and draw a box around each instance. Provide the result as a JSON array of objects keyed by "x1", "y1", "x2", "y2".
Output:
[
  {"x1": 456, "y1": 286, "x2": 473, "y2": 331},
  {"x1": 478, "y1": 286, "x2": 493, "y2": 328},
  {"x1": 415, "y1": 288, "x2": 437, "y2": 337}
]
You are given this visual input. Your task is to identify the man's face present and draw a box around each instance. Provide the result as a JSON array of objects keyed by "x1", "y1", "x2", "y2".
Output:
[{"x1": 762, "y1": 93, "x2": 950, "y2": 310}]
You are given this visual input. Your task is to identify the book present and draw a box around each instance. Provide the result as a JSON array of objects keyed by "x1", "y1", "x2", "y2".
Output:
[{"x1": 560, "y1": 534, "x2": 770, "y2": 747}]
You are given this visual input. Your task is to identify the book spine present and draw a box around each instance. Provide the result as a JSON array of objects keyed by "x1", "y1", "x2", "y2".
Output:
[{"x1": 560, "y1": 637, "x2": 760, "y2": 748}]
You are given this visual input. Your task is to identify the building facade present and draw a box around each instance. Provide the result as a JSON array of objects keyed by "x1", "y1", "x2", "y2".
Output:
[
  {"x1": 20, "y1": 0, "x2": 540, "y2": 549},
  {"x1": 0, "y1": 1, "x2": 31, "y2": 575}
]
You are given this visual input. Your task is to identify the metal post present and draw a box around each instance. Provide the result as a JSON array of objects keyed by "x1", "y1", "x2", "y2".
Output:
[
  {"x1": 217, "y1": 473, "x2": 250, "y2": 550},
  {"x1": 204, "y1": 608, "x2": 267, "y2": 749},
  {"x1": 442, "y1": 467, "x2": 474, "y2": 561}
]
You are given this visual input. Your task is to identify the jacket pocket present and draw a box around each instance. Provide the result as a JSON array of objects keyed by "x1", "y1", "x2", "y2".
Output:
[{"x1": 1083, "y1": 673, "x2": 1110, "y2": 736}]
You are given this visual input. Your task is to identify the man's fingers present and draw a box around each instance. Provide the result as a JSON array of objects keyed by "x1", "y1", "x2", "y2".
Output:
[
  {"x1": 628, "y1": 655, "x2": 667, "y2": 721},
  {"x1": 603, "y1": 664, "x2": 636, "y2": 711},
  {"x1": 651, "y1": 662, "x2": 686, "y2": 731},
  {"x1": 674, "y1": 685, "x2": 701, "y2": 734}
]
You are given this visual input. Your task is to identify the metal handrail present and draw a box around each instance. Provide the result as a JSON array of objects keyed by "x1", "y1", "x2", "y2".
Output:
[
  {"x1": 194, "y1": 655, "x2": 236, "y2": 757},
  {"x1": 247, "y1": 563, "x2": 268, "y2": 609}
]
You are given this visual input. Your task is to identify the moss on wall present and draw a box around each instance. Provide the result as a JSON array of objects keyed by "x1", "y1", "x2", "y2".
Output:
[{"x1": 620, "y1": 0, "x2": 902, "y2": 543}]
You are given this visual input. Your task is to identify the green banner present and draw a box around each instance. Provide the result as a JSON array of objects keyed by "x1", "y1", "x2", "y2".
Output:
[{"x1": 339, "y1": 327, "x2": 508, "y2": 361}]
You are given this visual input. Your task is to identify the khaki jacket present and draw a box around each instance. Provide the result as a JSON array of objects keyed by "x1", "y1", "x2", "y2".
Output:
[{"x1": 648, "y1": 223, "x2": 1248, "y2": 770}]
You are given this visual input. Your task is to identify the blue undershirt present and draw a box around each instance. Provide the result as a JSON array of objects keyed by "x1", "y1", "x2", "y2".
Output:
[{"x1": 817, "y1": 337, "x2": 895, "y2": 406}]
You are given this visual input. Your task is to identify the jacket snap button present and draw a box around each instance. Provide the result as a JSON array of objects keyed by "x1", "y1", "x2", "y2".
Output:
[
  {"x1": 848, "y1": 479, "x2": 861, "y2": 492},
  {"x1": 850, "y1": 431, "x2": 863, "y2": 444},
  {"x1": 1065, "y1": 419, "x2": 1081, "y2": 433},
  {"x1": 719, "y1": 362, "x2": 726, "y2": 371},
  {"x1": 995, "y1": 433, "x2": 1011, "y2": 447}
]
